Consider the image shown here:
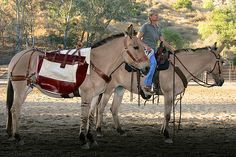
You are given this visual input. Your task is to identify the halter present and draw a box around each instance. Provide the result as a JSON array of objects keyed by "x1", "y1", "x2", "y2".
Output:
[
  {"x1": 207, "y1": 48, "x2": 222, "y2": 75},
  {"x1": 173, "y1": 47, "x2": 222, "y2": 88},
  {"x1": 91, "y1": 35, "x2": 148, "y2": 83},
  {"x1": 123, "y1": 36, "x2": 148, "y2": 64}
]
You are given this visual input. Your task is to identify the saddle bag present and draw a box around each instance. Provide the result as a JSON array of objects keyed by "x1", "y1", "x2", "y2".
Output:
[{"x1": 36, "y1": 49, "x2": 88, "y2": 95}]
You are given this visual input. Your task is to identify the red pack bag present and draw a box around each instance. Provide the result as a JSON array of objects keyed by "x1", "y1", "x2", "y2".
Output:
[{"x1": 36, "y1": 49, "x2": 88, "y2": 96}]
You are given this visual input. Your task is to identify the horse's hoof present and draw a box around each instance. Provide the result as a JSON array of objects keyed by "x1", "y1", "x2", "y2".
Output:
[
  {"x1": 164, "y1": 138, "x2": 173, "y2": 144},
  {"x1": 89, "y1": 141, "x2": 98, "y2": 148},
  {"x1": 120, "y1": 132, "x2": 127, "y2": 136},
  {"x1": 80, "y1": 143, "x2": 90, "y2": 150},
  {"x1": 17, "y1": 139, "x2": 25, "y2": 146},
  {"x1": 117, "y1": 128, "x2": 126, "y2": 135},
  {"x1": 8, "y1": 136, "x2": 15, "y2": 141},
  {"x1": 96, "y1": 127, "x2": 103, "y2": 137},
  {"x1": 97, "y1": 132, "x2": 104, "y2": 137}
]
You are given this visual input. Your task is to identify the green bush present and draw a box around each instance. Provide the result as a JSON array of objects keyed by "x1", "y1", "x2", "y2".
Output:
[
  {"x1": 47, "y1": 34, "x2": 63, "y2": 47},
  {"x1": 161, "y1": 28, "x2": 184, "y2": 49},
  {"x1": 173, "y1": 0, "x2": 192, "y2": 10},
  {"x1": 198, "y1": 7, "x2": 236, "y2": 42},
  {"x1": 203, "y1": 0, "x2": 214, "y2": 10}
]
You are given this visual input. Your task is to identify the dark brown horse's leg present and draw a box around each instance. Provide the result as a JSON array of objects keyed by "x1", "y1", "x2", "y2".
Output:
[{"x1": 6, "y1": 80, "x2": 14, "y2": 138}]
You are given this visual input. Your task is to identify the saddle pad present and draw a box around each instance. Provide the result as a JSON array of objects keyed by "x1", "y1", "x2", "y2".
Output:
[{"x1": 36, "y1": 49, "x2": 89, "y2": 95}]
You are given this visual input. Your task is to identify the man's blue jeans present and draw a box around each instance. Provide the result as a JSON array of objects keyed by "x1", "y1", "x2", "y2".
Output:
[{"x1": 144, "y1": 52, "x2": 157, "y2": 87}]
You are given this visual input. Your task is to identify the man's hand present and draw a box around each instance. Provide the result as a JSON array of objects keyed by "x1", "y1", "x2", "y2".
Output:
[{"x1": 145, "y1": 45, "x2": 152, "y2": 52}]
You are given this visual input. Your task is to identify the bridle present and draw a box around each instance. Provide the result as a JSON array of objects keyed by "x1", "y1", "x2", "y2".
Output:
[
  {"x1": 123, "y1": 35, "x2": 148, "y2": 64},
  {"x1": 173, "y1": 47, "x2": 222, "y2": 87},
  {"x1": 207, "y1": 48, "x2": 222, "y2": 75},
  {"x1": 92, "y1": 35, "x2": 148, "y2": 83}
]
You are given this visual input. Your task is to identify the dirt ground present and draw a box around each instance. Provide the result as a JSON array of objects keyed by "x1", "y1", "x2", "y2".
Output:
[{"x1": 0, "y1": 84, "x2": 236, "y2": 157}]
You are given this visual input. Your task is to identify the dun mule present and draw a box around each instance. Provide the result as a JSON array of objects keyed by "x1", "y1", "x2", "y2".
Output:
[
  {"x1": 95, "y1": 43, "x2": 225, "y2": 143},
  {"x1": 6, "y1": 25, "x2": 149, "y2": 149}
]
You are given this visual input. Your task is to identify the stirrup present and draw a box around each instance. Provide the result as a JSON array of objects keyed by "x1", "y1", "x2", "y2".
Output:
[{"x1": 143, "y1": 86, "x2": 154, "y2": 94}]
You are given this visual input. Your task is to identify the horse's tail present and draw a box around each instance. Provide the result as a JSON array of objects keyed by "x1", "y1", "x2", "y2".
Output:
[{"x1": 6, "y1": 79, "x2": 14, "y2": 112}]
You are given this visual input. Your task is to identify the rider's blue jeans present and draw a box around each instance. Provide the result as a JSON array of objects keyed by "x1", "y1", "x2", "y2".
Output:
[{"x1": 144, "y1": 49, "x2": 157, "y2": 87}]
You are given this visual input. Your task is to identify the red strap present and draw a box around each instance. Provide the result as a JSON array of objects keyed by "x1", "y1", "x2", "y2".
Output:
[{"x1": 90, "y1": 62, "x2": 111, "y2": 83}]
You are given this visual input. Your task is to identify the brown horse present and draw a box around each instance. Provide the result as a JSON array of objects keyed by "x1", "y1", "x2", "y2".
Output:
[
  {"x1": 6, "y1": 25, "x2": 149, "y2": 149},
  {"x1": 95, "y1": 43, "x2": 225, "y2": 143}
]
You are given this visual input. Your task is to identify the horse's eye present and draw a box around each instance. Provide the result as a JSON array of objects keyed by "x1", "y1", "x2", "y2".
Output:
[{"x1": 133, "y1": 46, "x2": 139, "y2": 50}]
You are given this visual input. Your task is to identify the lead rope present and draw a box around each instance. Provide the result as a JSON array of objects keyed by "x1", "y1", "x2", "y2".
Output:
[
  {"x1": 176, "y1": 90, "x2": 185, "y2": 131},
  {"x1": 172, "y1": 52, "x2": 218, "y2": 88},
  {"x1": 172, "y1": 51, "x2": 176, "y2": 139},
  {"x1": 130, "y1": 70, "x2": 134, "y2": 102},
  {"x1": 137, "y1": 70, "x2": 141, "y2": 106}
]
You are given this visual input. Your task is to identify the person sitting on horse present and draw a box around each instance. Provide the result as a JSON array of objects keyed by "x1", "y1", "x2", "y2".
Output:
[{"x1": 137, "y1": 8, "x2": 175, "y2": 93}]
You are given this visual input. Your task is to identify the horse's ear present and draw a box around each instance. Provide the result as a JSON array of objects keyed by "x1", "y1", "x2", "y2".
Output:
[
  {"x1": 127, "y1": 24, "x2": 135, "y2": 36},
  {"x1": 214, "y1": 42, "x2": 217, "y2": 48},
  {"x1": 159, "y1": 41, "x2": 164, "y2": 47},
  {"x1": 209, "y1": 42, "x2": 218, "y2": 51},
  {"x1": 216, "y1": 41, "x2": 226, "y2": 54}
]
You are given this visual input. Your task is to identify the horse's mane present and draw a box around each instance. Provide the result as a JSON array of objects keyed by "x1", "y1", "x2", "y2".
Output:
[
  {"x1": 174, "y1": 47, "x2": 209, "y2": 54},
  {"x1": 91, "y1": 33, "x2": 124, "y2": 48}
]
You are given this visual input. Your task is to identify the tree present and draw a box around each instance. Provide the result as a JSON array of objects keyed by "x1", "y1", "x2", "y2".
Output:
[
  {"x1": 75, "y1": 0, "x2": 139, "y2": 46},
  {"x1": 22, "y1": 0, "x2": 41, "y2": 47},
  {"x1": 0, "y1": 0, "x2": 41, "y2": 51},
  {"x1": 198, "y1": 5, "x2": 236, "y2": 43},
  {"x1": 45, "y1": 0, "x2": 79, "y2": 48},
  {"x1": 161, "y1": 28, "x2": 184, "y2": 49},
  {"x1": 0, "y1": 1, "x2": 13, "y2": 47},
  {"x1": 173, "y1": 0, "x2": 192, "y2": 10}
]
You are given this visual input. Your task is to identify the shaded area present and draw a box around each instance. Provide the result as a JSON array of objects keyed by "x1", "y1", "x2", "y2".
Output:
[
  {"x1": 0, "y1": 115, "x2": 235, "y2": 157},
  {"x1": 0, "y1": 84, "x2": 236, "y2": 157}
]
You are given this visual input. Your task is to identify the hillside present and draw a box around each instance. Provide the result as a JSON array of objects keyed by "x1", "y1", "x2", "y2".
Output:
[
  {"x1": 0, "y1": 0, "x2": 230, "y2": 65},
  {"x1": 111, "y1": 0, "x2": 211, "y2": 47}
]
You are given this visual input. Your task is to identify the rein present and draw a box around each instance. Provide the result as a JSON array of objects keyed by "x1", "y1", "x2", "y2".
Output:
[{"x1": 172, "y1": 49, "x2": 221, "y2": 88}]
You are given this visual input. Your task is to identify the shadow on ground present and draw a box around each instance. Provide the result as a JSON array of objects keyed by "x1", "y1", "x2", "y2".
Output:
[{"x1": 0, "y1": 119, "x2": 235, "y2": 157}]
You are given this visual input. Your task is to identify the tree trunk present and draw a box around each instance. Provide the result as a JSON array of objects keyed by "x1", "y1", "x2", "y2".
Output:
[
  {"x1": 63, "y1": 0, "x2": 73, "y2": 49},
  {"x1": 15, "y1": 0, "x2": 22, "y2": 52},
  {"x1": 1, "y1": 31, "x2": 5, "y2": 47},
  {"x1": 64, "y1": 16, "x2": 70, "y2": 48}
]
